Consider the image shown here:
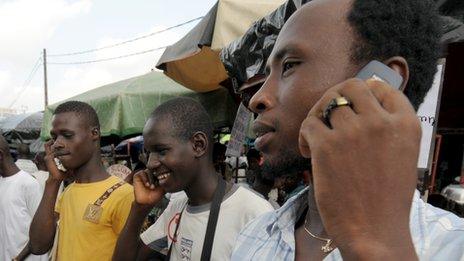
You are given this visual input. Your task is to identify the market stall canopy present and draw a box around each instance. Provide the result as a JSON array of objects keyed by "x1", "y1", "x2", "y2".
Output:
[
  {"x1": 0, "y1": 111, "x2": 43, "y2": 141},
  {"x1": 41, "y1": 71, "x2": 238, "y2": 144},
  {"x1": 155, "y1": 0, "x2": 285, "y2": 92},
  {"x1": 220, "y1": 0, "x2": 464, "y2": 93}
]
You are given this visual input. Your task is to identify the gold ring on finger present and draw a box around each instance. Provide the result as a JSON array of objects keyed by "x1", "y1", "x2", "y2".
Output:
[{"x1": 322, "y1": 96, "x2": 352, "y2": 128}]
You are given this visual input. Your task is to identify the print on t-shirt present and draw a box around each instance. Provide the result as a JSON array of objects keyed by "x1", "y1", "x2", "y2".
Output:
[
  {"x1": 167, "y1": 212, "x2": 181, "y2": 242},
  {"x1": 140, "y1": 186, "x2": 274, "y2": 260},
  {"x1": 180, "y1": 237, "x2": 193, "y2": 260}
]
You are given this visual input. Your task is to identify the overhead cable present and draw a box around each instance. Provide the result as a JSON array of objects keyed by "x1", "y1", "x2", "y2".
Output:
[
  {"x1": 48, "y1": 45, "x2": 168, "y2": 65},
  {"x1": 8, "y1": 56, "x2": 42, "y2": 108},
  {"x1": 48, "y1": 16, "x2": 202, "y2": 57}
]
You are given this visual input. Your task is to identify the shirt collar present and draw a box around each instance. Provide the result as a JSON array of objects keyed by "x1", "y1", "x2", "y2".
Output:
[
  {"x1": 409, "y1": 190, "x2": 426, "y2": 256},
  {"x1": 266, "y1": 186, "x2": 310, "y2": 236},
  {"x1": 264, "y1": 188, "x2": 426, "y2": 240}
]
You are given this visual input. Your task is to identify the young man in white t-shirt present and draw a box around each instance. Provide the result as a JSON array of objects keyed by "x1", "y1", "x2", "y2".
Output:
[
  {"x1": 113, "y1": 97, "x2": 273, "y2": 261},
  {"x1": 0, "y1": 136, "x2": 47, "y2": 261}
]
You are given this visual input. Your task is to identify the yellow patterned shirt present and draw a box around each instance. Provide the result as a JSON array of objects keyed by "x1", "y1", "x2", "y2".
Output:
[{"x1": 55, "y1": 175, "x2": 134, "y2": 261}]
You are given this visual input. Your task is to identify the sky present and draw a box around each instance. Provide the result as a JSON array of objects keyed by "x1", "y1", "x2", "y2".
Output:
[{"x1": 0, "y1": 0, "x2": 216, "y2": 113}]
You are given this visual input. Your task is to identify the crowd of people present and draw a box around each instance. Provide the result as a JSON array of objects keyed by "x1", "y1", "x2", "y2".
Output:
[{"x1": 1, "y1": 0, "x2": 464, "y2": 260}]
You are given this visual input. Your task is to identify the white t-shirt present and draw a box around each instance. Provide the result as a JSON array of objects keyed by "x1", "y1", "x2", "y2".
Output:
[
  {"x1": 30, "y1": 170, "x2": 67, "y2": 199},
  {"x1": 165, "y1": 191, "x2": 187, "y2": 201},
  {"x1": 30, "y1": 170, "x2": 49, "y2": 191},
  {"x1": 141, "y1": 185, "x2": 273, "y2": 261},
  {"x1": 0, "y1": 170, "x2": 48, "y2": 261}
]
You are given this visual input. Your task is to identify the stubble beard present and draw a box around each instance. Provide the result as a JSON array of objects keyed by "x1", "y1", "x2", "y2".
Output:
[{"x1": 261, "y1": 146, "x2": 311, "y2": 180}]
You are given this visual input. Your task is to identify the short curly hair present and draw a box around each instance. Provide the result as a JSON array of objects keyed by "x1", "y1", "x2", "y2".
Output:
[
  {"x1": 54, "y1": 101, "x2": 100, "y2": 130},
  {"x1": 150, "y1": 97, "x2": 214, "y2": 143},
  {"x1": 348, "y1": 0, "x2": 442, "y2": 110}
]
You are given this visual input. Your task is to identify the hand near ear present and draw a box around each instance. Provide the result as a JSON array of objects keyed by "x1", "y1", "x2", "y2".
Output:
[{"x1": 299, "y1": 78, "x2": 419, "y2": 259}]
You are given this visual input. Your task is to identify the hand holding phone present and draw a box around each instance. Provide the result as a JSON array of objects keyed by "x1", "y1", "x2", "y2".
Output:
[
  {"x1": 298, "y1": 60, "x2": 419, "y2": 255},
  {"x1": 132, "y1": 169, "x2": 165, "y2": 207},
  {"x1": 43, "y1": 140, "x2": 67, "y2": 182},
  {"x1": 355, "y1": 60, "x2": 403, "y2": 89},
  {"x1": 53, "y1": 158, "x2": 67, "y2": 172}
]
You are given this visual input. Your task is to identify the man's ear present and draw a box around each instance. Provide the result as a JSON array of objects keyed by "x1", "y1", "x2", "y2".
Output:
[
  {"x1": 191, "y1": 132, "x2": 208, "y2": 158},
  {"x1": 383, "y1": 56, "x2": 409, "y2": 92},
  {"x1": 91, "y1": 127, "x2": 100, "y2": 141}
]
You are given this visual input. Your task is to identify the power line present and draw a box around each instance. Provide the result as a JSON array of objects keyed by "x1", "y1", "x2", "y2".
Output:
[
  {"x1": 8, "y1": 56, "x2": 42, "y2": 108},
  {"x1": 48, "y1": 45, "x2": 168, "y2": 65},
  {"x1": 48, "y1": 16, "x2": 203, "y2": 57}
]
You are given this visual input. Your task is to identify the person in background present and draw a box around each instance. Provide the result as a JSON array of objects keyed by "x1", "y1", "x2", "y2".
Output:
[
  {"x1": 15, "y1": 143, "x2": 38, "y2": 174},
  {"x1": 124, "y1": 151, "x2": 147, "y2": 185},
  {"x1": 213, "y1": 142, "x2": 227, "y2": 178},
  {"x1": 277, "y1": 172, "x2": 306, "y2": 205},
  {"x1": 0, "y1": 136, "x2": 47, "y2": 261},
  {"x1": 224, "y1": 145, "x2": 248, "y2": 183},
  {"x1": 252, "y1": 170, "x2": 280, "y2": 209},
  {"x1": 245, "y1": 148, "x2": 261, "y2": 186},
  {"x1": 31, "y1": 152, "x2": 49, "y2": 191}
]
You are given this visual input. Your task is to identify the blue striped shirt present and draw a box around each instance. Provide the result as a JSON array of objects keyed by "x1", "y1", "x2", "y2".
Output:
[{"x1": 231, "y1": 187, "x2": 464, "y2": 260}]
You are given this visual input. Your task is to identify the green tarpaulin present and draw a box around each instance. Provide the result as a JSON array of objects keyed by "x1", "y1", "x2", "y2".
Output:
[{"x1": 40, "y1": 71, "x2": 238, "y2": 142}]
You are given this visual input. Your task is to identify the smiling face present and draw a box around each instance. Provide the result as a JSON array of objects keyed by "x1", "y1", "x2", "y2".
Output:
[
  {"x1": 249, "y1": 0, "x2": 361, "y2": 177},
  {"x1": 50, "y1": 112, "x2": 98, "y2": 170},
  {"x1": 143, "y1": 116, "x2": 197, "y2": 193}
]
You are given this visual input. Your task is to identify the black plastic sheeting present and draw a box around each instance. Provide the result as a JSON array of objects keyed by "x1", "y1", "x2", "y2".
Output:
[
  {"x1": 442, "y1": 16, "x2": 464, "y2": 45},
  {"x1": 220, "y1": 0, "x2": 311, "y2": 91},
  {"x1": 156, "y1": 3, "x2": 217, "y2": 69},
  {"x1": 220, "y1": 0, "x2": 464, "y2": 92}
]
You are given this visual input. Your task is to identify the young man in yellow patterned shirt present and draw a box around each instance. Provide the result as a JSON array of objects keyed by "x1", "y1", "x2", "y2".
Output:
[{"x1": 29, "y1": 101, "x2": 134, "y2": 260}]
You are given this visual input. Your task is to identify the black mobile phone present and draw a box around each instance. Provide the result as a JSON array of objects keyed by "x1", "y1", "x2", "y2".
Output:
[
  {"x1": 145, "y1": 169, "x2": 159, "y2": 186},
  {"x1": 355, "y1": 60, "x2": 403, "y2": 89}
]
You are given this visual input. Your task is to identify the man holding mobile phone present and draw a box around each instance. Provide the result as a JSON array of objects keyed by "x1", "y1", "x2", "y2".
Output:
[
  {"x1": 113, "y1": 97, "x2": 273, "y2": 261},
  {"x1": 231, "y1": 0, "x2": 464, "y2": 260},
  {"x1": 29, "y1": 101, "x2": 134, "y2": 260}
]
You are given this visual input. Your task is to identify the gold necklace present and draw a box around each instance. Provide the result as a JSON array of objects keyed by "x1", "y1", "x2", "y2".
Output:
[{"x1": 303, "y1": 219, "x2": 334, "y2": 253}]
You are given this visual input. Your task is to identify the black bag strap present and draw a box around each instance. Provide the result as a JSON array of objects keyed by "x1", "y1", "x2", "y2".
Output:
[
  {"x1": 165, "y1": 177, "x2": 227, "y2": 261},
  {"x1": 200, "y1": 177, "x2": 226, "y2": 261}
]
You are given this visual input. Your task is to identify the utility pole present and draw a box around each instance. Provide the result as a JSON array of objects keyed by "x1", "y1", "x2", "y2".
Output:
[{"x1": 43, "y1": 48, "x2": 48, "y2": 109}]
